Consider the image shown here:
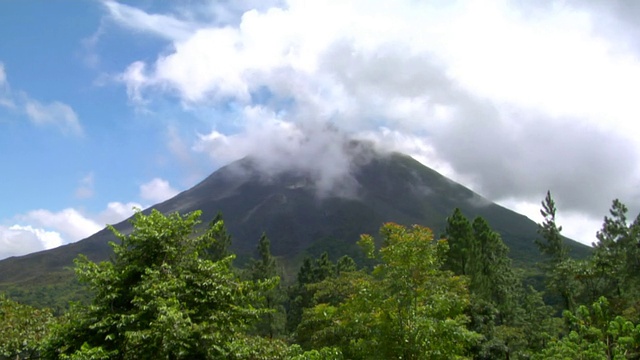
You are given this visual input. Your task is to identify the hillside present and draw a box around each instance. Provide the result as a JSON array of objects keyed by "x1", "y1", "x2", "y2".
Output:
[{"x1": 0, "y1": 145, "x2": 591, "y2": 308}]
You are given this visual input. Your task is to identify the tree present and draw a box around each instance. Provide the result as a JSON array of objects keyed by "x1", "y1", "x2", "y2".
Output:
[
  {"x1": 536, "y1": 191, "x2": 568, "y2": 264},
  {"x1": 298, "y1": 223, "x2": 479, "y2": 359},
  {"x1": 535, "y1": 297, "x2": 640, "y2": 359},
  {"x1": 444, "y1": 209, "x2": 526, "y2": 358},
  {"x1": 471, "y1": 217, "x2": 517, "y2": 313},
  {"x1": 203, "y1": 212, "x2": 233, "y2": 262},
  {"x1": 444, "y1": 210, "x2": 518, "y2": 318},
  {"x1": 591, "y1": 200, "x2": 640, "y2": 311},
  {"x1": 248, "y1": 233, "x2": 286, "y2": 339},
  {"x1": 535, "y1": 191, "x2": 581, "y2": 312},
  {"x1": 0, "y1": 294, "x2": 53, "y2": 359},
  {"x1": 443, "y1": 208, "x2": 476, "y2": 276},
  {"x1": 286, "y1": 253, "x2": 337, "y2": 333},
  {"x1": 43, "y1": 210, "x2": 279, "y2": 360},
  {"x1": 335, "y1": 255, "x2": 357, "y2": 275}
]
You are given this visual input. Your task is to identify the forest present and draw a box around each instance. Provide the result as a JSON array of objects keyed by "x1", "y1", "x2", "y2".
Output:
[{"x1": 2, "y1": 191, "x2": 640, "y2": 359}]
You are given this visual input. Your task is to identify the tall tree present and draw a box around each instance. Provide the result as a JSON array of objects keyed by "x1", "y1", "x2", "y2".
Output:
[
  {"x1": 203, "y1": 212, "x2": 232, "y2": 262},
  {"x1": 443, "y1": 208, "x2": 476, "y2": 276},
  {"x1": 286, "y1": 253, "x2": 337, "y2": 334},
  {"x1": 471, "y1": 217, "x2": 515, "y2": 309},
  {"x1": 298, "y1": 223, "x2": 479, "y2": 359},
  {"x1": 535, "y1": 191, "x2": 580, "y2": 312},
  {"x1": 591, "y1": 199, "x2": 640, "y2": 314},
  {"x1": 248, "y1": 233, "x2": 286, "y2": 339},
  {"x1": 43, "y1": 210, "x2": 279, "y2": 360},
  {"x1": 536, "y1": 191, "x2": 568, "y2": 264}
]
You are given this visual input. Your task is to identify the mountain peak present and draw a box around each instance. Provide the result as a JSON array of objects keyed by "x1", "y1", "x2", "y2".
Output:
[
  {"x1": 0, "y1": 148, "x2": 591, "y2": 303},
  {"x1": 215, "y1": 138, "x2": 387, "y2": 199}
]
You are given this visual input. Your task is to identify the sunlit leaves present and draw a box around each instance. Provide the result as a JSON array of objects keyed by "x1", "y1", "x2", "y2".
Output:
[
  {"x1": 0, "y1": 294, "x2": 54, "y2": 359},
  {"x1": 44, "y1": 209, "x2": 278, "y2": 359},
  {"x1": 300, "y1": 223, "x2": 478, "y2": 359}
]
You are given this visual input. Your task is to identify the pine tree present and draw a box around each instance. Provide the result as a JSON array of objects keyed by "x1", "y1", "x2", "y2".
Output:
[
  {"x1": 203, "y1": 212, "x2": 232, "y2": 262},
  {"x1": 536, "y1": 191, "x2": 568, "y2": 264},
  {"x1": 535, "y1": 191, "x2": 580, "y2": 312},
  {"x1": 249, "y1": 233, "x2": 286, "y2": 338},
  {"x1": 443, "y1": 208, "x2": 476, "y2": 276},
  {"x1": 592, "y1": 199, "x2": 640, "y2": 313}
]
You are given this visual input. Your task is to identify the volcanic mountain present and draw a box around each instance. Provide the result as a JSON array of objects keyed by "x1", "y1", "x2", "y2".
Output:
[{"x1": 0, "y1": 143, "x2": 590, "y2": 305}]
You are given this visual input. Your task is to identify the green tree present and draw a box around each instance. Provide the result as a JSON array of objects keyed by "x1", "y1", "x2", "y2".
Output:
[
  {"x1": 248, "y1": 233, "x2": 286, "y2": 339},
  {"x1": 444, "y1": 210, "x2": 519, "y2": 320},
  {"x1": 203, "y1": 212, "x2": 233, "y2": 262},
  {"x1": 0, "y1": 294, "x2": 54, "y2": 359},
  {"x1": 535, "y1": 297, "x2": 640, "y2": 359},
  {"x1": 471, "y1": 217, "x2": 517, "y2": 315},
  {"x1": 535, "y1": 191, "x2": 580, "y2": 312},
  {"x1": 286, "y1": 253, "x2": 337, "y2": 333},
  {"x1": 298, "y1": 223, "x2": 479, "y2": 359},
  {"x1": 444, "y1": 209, "x2": 527, "y2": 359},
  {"x1": 335, "y1": 255, "x2": 357, "y2": 275},
  {"x1": 591, "y1": 199, "x2": 640, "y2": 314},
  {"x1": 444, "y1": 208, "x2": 476, "y2": 276},
  {"x1": 536, "y1": 191, "x2": 569, "y2": 263},
  {"x1": 43, "y1": 210, "x2": 280, "y2": 360}
]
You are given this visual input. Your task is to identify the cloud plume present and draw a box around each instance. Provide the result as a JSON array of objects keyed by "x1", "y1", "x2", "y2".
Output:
[{"x1": 104, "y1": 0, "x2": 640, "y2": 244}]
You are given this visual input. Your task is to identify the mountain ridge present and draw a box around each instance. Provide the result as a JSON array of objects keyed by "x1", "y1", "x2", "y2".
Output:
[{"x1": 0, "y1": 148, "x2": 591, "y2": 298}]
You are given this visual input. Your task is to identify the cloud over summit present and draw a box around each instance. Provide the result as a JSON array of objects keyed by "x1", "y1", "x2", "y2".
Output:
[{"x1": 102, "y1": 0, "x2": 640, "y2": 244}]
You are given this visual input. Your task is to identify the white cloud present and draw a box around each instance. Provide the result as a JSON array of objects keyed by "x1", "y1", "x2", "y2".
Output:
[
  {"x1": 8, "y1": 225, "x2": 63, "y2": 250},
  {"x1": 0, "y1": 200, "x2": 143, "y2": 260},
  {"x1": 102, "y1": 0, "x2": 198, "y2": 41},
  {"x1": 105, "y1": 1, "x2": 640, "y2": 245},
  {"x1": 0, "y1": 62, "x2": 82, "y2": 135},
  {"x1": 98, "y1": 202, "x2": 142, "y2": 225},
  {"x1": 0, "y1": 225, "x2": 52, "y2": 259},
  {"x1": 139, "y1": 178, "x2": 179, "y2": 203},
  {"x1": 0, "y1": 62, "x2": 14, "y2": 109},
  {"x1": 20, "y1": 208, "x2": 102, "y2": 241},
  {"x1": 75, "y1": 172, "x2": 95, "y2": 199},
  {"x1": 24, "y1": 100, "x2": 83, "y2": 136}
]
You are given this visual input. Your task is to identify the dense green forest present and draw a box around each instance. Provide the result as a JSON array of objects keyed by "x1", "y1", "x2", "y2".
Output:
[{"x1": 2, "y1": 192, "x2": 640, "y2": 359}]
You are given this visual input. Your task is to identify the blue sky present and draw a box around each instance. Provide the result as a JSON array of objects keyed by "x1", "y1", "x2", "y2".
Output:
[{"x1": 2, "y1": 0, "x2": 640, "y2": 259}]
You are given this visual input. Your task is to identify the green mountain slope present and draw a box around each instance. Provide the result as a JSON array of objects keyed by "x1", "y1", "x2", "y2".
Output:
[{"x1": 0, "y1": 147, "x2": 591, "y2": 308}]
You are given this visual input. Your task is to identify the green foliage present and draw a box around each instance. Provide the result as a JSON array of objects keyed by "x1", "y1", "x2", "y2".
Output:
[
  {"x1": 0, "y1": 294, "x2": 54, "y2": 359},
  {"x1": 287, "y1": 345, "x2": 344, "y2": 360},
  {"x1": 286, "y1": 252, "x2": 352, "y2": 333},
  {"x1": 535, "y1": 191, "x2": 581, "y2": 312},
  {"x1": 536, "y1": 297, "x2": 640, "y2": 359},
  {"x1": 444, "y1": 210, "x2": 519, "y2": 319},
  {"x1": 298, "y1": 223, "x2": 479, "y2": 359},
  {"x1": 536, "y1": 191, "x2": 569, "y2": 264},
  {"x1": 247, "y1": 233, "x2": 287, "y2": 339},
  {"x1": 202, "y1": 212, "x2": 233, "y2": 262},
  {"x1": 43, "y1": 209, "x2": 280, "y2": 360},
  {"x1": 444, "y1": 208, "x2": 476, "y2": 276},
  {"x1": 591, "y1": 200, "x2": 640, "y2": 315}
]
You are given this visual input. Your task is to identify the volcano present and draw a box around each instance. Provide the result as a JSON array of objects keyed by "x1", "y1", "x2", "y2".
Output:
[{"x1": 0, "y1": 143, "x2": 590, "y2": 303}]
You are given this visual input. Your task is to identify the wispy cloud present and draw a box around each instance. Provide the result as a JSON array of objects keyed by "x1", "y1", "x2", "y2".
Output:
[
  {"x1": 139, "y1": 178, "x2": 179, "y2": 203},
  {"x1": 24, "y1": 99, "x2": 83, "y2": 136},
  {"x1": 102, "y1": 0, "x2": 198, "y2": 41},
  {"x1": 75, "y1": 173, "x2": 95, "y2": 199},
  {"x1": 0, "y1": 61, "x2": 83, "y2": 136}
]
